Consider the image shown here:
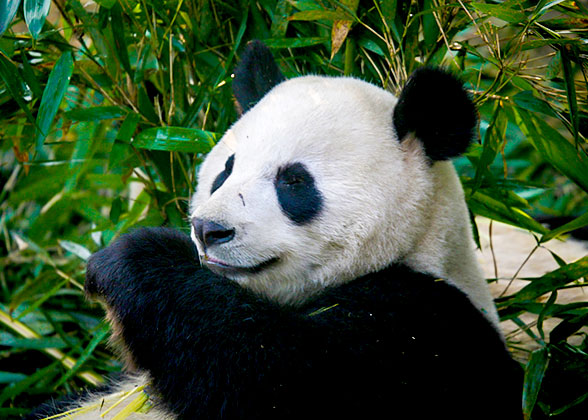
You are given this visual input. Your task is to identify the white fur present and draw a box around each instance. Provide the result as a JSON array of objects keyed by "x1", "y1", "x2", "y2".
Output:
[{"x1": 190, "y1": 75, "x2": 500, "y2": 329}]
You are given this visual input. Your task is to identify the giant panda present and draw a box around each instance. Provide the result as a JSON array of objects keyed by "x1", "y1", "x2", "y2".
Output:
[{"x1": 29, "y1": 41, "x2": 524, "y2": 420}]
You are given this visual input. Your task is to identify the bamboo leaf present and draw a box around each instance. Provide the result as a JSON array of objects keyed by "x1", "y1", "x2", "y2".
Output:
[
  {"x1": 331, "y1": 20, "x2": 353, "y2": 58},
  {"x1": 422, "y1": 0, "x2": 439, "y2": 50},
  {"x1": 262, "y1": 37, "x2": 327, "y2": 49},
  {"x1": 35, "y1": 51, "x2": 74, "y2": 154},
  {"x1": 330, "y1": 0, "x2": 359, "y2": 58},
  {"x1": 0, "y1": 51, "x2": 37, "y2": 126},
  {"x1": 523, "y1": 347, "x2": 549, "y2": 420},
  {"x1": 0, "y1": 0, "x2": 21, "y2": 36},
  {"x1": 512, "y1": 91, "x2": 556, "y2": 117},
  {"x1": 94, "y1": 0, "x2": 117, "y2": 8},
  {"x1": 471, "y1": 103, "x2": 506, "y2": 192},
  {"x1": 512, "y1": 108, "x2": 588, "y2": 194},
  {"x1": 133, "y1": 127, "x2": 218, "y2": 153},
  {"x1": 0, "y1": 335, "x2": 67, "y2": 349},
  {"x1": 54, "y1": 322, "x2": 110, "y2": 388},
  {"x1": 466, "y1": 190, "x2": 548, "y2": 234},
  {"x1": 65, "y1": 106, "x2": 127, "y2": 121},
  {"x1": 531, "y1": 0, "x2": 566, "y2": 20},
  {"x1": 59, "y1": 239, "x2": 91, "y2": 261},
  {"x1": 110, "y1": 197, "x2": 122, "y2": 224},
  {"x1": 19, "y1": 49, "x2": 43, "y2": 97},
  {"x1": 513, "y1": 256, "x2": 588, "y2": 301},
  {"x1": 0, "y1": 372, "x2": 27, "y2": 383},
  {"x1": 270, "y1": 0, "x2": 292, "y2": 37},
  {"x1": 288, "y1": 10, "x2": 349, "y2": 22},
  {"x1": 0, "y1": 360, "x2": 61, "y2": 405},
  {"x1": 24, "y1": 0, "x2": 51, "y2": 39},
  {"x1": 110, "y1": 3, "x2": 132, "y2": 76},
  {"x1": 560, "y1": 46, "x2": 579, "y2": 145},
  {"x1": 470, "y1": 3, "x2": 527, "y2": 24},
  {"x1": 541, "y1": 213, "x2": 588, "y2": 243},
  {"x1": 550, "y1": 312, "x2": 588, "y2": 343}
]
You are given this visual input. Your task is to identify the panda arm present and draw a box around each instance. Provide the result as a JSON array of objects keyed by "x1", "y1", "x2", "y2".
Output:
[{"x1": 87, "y1": 227, "x2": 522, "y2": 419}]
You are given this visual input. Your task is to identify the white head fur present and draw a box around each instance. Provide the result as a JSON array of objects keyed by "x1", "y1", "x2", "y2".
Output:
[{"x1": 189, "y1": 41, "x2": 500, "y2": 330}]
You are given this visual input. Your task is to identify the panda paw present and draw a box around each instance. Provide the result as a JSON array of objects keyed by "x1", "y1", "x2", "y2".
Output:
[{"x1": 85, "y1": 227, "x2": 199, "y2": 301}]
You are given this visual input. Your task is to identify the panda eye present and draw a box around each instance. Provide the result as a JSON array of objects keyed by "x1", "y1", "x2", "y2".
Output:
[
  {"x1": 276, "y1": 164, "x2": 308, "y2": 188},
  {"x1": 282, "y1": 175, "x2": 304, "y2": 186},
  {"x1": 274, "y1": 162, "x2": 323, "y2": 225},
  {"x1": 210, "y1": 154, "x2": 235, "y2": 194}
]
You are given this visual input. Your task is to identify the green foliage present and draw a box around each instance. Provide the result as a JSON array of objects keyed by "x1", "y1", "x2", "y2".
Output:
[{"x1": 0, "y1": 0, "x2": 587, "y2": 418}]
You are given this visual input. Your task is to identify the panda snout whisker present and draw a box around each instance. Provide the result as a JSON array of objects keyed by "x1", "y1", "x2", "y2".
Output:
[{"x1": 192, "y1": 218, "x2": 236, "y2": 248}]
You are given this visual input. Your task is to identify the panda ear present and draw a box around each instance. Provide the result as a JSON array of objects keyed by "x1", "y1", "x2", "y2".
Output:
[
  {"x1": 392, "y1": 67, "x2": 478, "y2": 161},
  {"x1": 232, "y1": 40, "x2": 286, "y2": 114}
]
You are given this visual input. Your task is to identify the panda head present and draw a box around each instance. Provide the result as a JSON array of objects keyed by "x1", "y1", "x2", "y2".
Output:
[{"x1": 189, "y1": 41, "x2": 478, "y2": 305}]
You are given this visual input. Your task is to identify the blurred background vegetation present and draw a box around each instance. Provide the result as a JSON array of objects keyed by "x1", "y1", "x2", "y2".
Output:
[{"x1": 0, "y1": 0, "x2": 587, "y2": 419}]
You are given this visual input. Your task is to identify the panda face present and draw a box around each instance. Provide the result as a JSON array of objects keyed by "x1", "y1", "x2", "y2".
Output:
[{"x1": 189, "y1": 76, "x2": 435, "y2": 303}]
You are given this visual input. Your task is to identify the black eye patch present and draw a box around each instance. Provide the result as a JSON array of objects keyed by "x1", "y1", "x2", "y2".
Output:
[
  {"x1": 210, "y1": 154, "x2": 235, "y2": 194},
  {"x1": 274, "y1": 162, "x2": 323, "y2": 225}
]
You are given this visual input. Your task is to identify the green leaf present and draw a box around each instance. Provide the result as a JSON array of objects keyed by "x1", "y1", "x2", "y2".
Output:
[
  {"x1": 0, "y1": 334, "x2": 67, "y2": 349},
  {"x1": 263, "y1": 37, "x2": 328, "y2": 49},
  {"x1": 551, "y1": 392, "x2": 588, "y2": 416},
  {"x1": 109, "y1": 112, "x2": 141, "y2": 170},
  {"x1": 422, "y1": 0, "x2": 439, "y2": 50},
  {"x1": 531, "y1": 0, "x2": 566, "y2": 20},
  {"x1": 55, "y1": 322, "x2": 110, "y2": 388},
  {"x1": 513, "y1": 256, "x2": 588, "y2": 301},
  {"x1": 94, "y1": 0, "x2": 117, "y2": 8},
  {"x1": 541, "y1": 213, "x2": 588, "y2": 243},
  {"x1": 35, "y1": 51, "x2": 74, "y2": 154},
  {"x1": 116, "y1": 112, "x2": 141, "y2": 142},
  {"x1": 512, "y1": 108, "x2": 588, "y2": 194},
  {"x1": 65, "y1": 106, "x2": 127, "y2": 121},
  {"x1": 560, "y1": 46, "x2": 579, "y2": 145},
  {"x1": 24, "y1": 0, "x2": 51, "y2": 39},
  {"x1": 110, "y1": 3, "x2": 132, "y2": 76},
  {"x1": 0, "y1": 0, "x2": 21, "y2": 36},
  {"x1": 470, "y1": 3, "x2": 527, "y2": 24},
  {"x1": 133, "y1": 127, "x2": 218, "y2": 153},
  {"x1": 512, "y1": 91, "x2": 556, "y2": 117},
  {"x1": 270, "y1": 0, "x2": 292, "y2": 37},
  {"x1": 466, "y1": 190, "x2": 548, "y2": 234},
  {"x1": 138, "y1": 84, "x2": 159, "y2": 123},
  {"x1": 550, "y1": 312, "x2": 588, "y2": 343},
  {"x1": 472, "y1": 103, "x2": 506, "y2": 192},
  {"x1": 0, "y1": 360, "x2": 61, "y2": 405},
  {"x1": 19, "y1": 48, "x2": 43, "y2": 97},
  {"x1": 0, "y1": 50, "x2": 37, "y2": 126},
  {"x1": 521, "y1": 39, "x2": 580, "y2": 51},
  {"x1": 288, "y1": 10, "x2": 349, "y2": 21},
  {"x1": 59, "y1": 239, "x2": 91, "y2": 261},
  {"x1": 523, "y1": 347, "x2": 549, "y2": 420},
  {"x1": 0, "y1": 372, "x2": 27, "y2": 384},
  {"x1": 110, "y1": 197, "x2": 122, "y2": 224}
]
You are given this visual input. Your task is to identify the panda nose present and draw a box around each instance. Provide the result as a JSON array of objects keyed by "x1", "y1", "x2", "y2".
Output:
[{"x1": 192, "y1": 218, "x2": 235, "y2": 248}]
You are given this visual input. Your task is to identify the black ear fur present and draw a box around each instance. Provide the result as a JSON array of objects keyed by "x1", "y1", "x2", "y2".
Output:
[
  {"x1": 232, "y1": 40, "x2": 286, "y2": 114},
  {"x1": 393, "y1": 67, "x2": 478, "y2": 161}
]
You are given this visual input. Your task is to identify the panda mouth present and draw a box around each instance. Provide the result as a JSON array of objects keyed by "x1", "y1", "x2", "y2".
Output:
[{"x1": 202, "y1": 255, "x2": 279, "y2": 276}]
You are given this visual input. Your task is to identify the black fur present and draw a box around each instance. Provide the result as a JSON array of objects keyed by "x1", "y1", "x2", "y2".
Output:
[
  {"x1": 274, "y1": 162, "x2": 323, "y2": 225},
  {"x1": 393, "y1": 67, "x2": 478, "y2": 161},
  {"x1": 85, "y1": 227, "x2": 523, "y2": 420},
  {"x1": 210, "y1": 154, "x2": 235, "y2": 194},
  {"x1": 232, "y1": 40, "x2": 285, "y2": 113}
]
